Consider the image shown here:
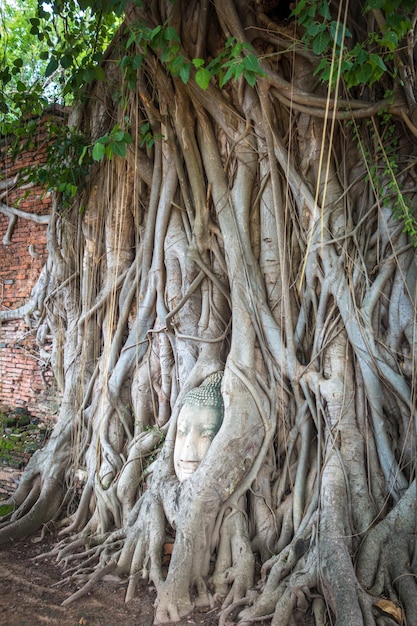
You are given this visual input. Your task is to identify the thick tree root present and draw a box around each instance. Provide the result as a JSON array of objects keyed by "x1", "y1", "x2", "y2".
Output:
[
  {"x1": 357, "y1": 483, "x2": 417, "y2": 624},
  {"x1": 0, "y1": 478, "x2": 63, "y2": 545},
  {"x1": 61, "y1": 559, "x2": 119, "y2": 606},
  {"x1": 2, "y1": 3, "x2": 417, "y2": 626}
]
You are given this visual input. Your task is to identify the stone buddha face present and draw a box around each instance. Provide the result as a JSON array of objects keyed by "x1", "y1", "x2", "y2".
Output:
[{"x1": 173, "y1": 371, "x2": 223, "y2": 482}]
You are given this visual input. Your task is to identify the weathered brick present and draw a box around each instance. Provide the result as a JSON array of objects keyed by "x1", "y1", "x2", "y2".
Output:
[{"x1": 0, "y1": 109, "x2": 65, "y2": 421}]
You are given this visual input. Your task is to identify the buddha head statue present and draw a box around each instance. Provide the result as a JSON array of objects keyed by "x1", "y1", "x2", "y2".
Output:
[{"x1": 174, "y1": 371, "x2": 224, "y2": 482}]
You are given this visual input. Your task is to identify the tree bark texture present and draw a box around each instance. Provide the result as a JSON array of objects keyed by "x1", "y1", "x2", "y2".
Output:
[{"x1": 2, "y1": 1, "x2": 417, "y2": 624}]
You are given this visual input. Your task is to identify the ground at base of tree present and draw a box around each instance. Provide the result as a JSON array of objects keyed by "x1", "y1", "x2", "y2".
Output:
[
  {"x1": 0, "y1": 535, "x2": 224, "y2": 626},
  {"x1": 0, "y1": 469, "x2": 274, "y2": 626},
  {"x1": 0, "y1": 534, "x2": 283, "y2": 626}
]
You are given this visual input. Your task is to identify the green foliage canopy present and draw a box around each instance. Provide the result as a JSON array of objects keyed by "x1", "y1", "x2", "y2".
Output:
[
  {"x1": 0, "y1": 0, "x2": 125, "y2": 130},
  {"x1": 2, "y1": 0, "x2": 417, "y2": 231},
  {"x1": 3, "y1": 0, "x2": 415, "y2": 128},
  {"x1": 294, "y1": 0, "x2": 416, "y2": 88}
]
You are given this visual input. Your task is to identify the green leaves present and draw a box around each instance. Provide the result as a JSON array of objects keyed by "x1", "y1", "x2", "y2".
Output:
[
  {"x1": 125, "y1": 21, "x2": 265, "y2": 91},
  {"x1": 292, "y1": 0, "x2": 411, "y2": 90},
  {"x1": 92, "y1": 141, "x2": 106, "y2": 161},
  {"x1": 2, "y1": 0, "x2": 124, "y2": 127},
  {"x1": 45, "y1": 58, "x2": 59, "y2": 77},
  {"x1": 125, "y1": 20, "x2": 193, "y2": 87},
  {"x1": 311, "y1": 28, "x2": 330, "y2": 55},
  {"x1": 190, "y1": 38, "x2": 265, "y2": 90},
  {"x1": 29, "y1": 16, "x2": 40, "y2": 35},
  {"x1": 139, "y1": 122, "x2": 164, "y2": 148},
  {"x1": 12, "y1": 58, "x2": 24, "y2": 69},
  {"x1": 126, "y1": 20, "x2": 180, "y2": 54},
  {"x1": 91, "y1": 125, "x2": 132, "y2": 161},
  {"x1": 217, "y1": 43, "x2": 265, "y2": 87},
  {"x1": 0, "y1": 504, "x2": 14, "y2": 517},
  {"x1": 16, "y1": 123, "x2": 93, "y2": 206},
  {"x1": 356, "y1": 114, "x2": 417, "y2": 247},
  {"x1": 195, "y1": 67, "x2": 212, "y2": 90},
  {"x1": 292, "y1": 0, "x2": 353, "y2": 86}
]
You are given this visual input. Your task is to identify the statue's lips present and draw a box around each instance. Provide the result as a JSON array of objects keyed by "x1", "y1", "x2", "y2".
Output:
[{"x1": 177, "y1": 462, "x2": 199, "y2": 474}]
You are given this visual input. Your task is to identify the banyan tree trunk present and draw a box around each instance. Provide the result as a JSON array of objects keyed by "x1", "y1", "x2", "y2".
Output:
[{"x1": 2, "y1": 1, "x2": 417, "y2": 624}]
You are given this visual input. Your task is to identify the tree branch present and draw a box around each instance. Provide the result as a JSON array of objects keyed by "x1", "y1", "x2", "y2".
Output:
[{"x1": 0, "y1": 202, "x2": 51, "y2": 224}]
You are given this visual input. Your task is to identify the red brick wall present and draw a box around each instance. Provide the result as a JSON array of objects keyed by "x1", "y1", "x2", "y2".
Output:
[{"x1": 0, "y1": 112, "x2": 63, "y2": 421}]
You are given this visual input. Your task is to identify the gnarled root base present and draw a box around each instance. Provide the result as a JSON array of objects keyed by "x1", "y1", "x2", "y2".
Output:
[{"x1": 11, "y1": 473, "x2": 416, "y2": 626}]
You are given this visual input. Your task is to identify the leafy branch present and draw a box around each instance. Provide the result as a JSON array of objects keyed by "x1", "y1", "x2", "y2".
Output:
[
  {"x1": 90, "y1": 124, "x2": 133, "y2": 161},
  {"x1": 353, "y1": 114, "x2": 417, "y2": 245},
  {"x1": 124, "y1": 22, "x2": 265, "y2": 90},
  {"x1": 292, "y1": 0, "x2": 412, "y2": 89}
]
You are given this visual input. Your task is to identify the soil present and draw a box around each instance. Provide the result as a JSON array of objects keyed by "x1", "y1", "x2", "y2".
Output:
[
  {"x1": 0, "y1": 465, "x2": 232, "y2": 626},
  {"x1": 0, "y1": 533, "x2": 232, "y2": 626},
  {"x1": 0, "y1": 468, "x2": 274, "y2": 626}
]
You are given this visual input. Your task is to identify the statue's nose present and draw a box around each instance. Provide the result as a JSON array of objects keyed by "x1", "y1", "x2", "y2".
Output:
[{"x1": 181, "y1": 435, "x2": 199, "y2": 462}]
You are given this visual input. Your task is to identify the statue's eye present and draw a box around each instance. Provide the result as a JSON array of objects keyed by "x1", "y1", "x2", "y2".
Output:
[{"x1": 201, "y1": 431, "x2": 214, "y2": 439}]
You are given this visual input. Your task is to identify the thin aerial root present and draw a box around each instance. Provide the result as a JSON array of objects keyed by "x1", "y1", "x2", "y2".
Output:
[
  {"x1": 218, "y1": 597, "x2": 249, "y2": 626},
  {"x1": 238, "y1": 614, "x2": 275, "y2": 625},
  {"x1": 125, "y1": 570, "x2": 141, "y2": 602},
  {"x1": 61, "y1": 545, "x2": 101, "y2": 566},
  {"x1": 124, "y1": 535, "x2": 146, "y2": 602},
  {"x1": 61, "y1": 558, "x2": 118, "y2": 606},
  {"x1": 51, "y1": 566, "x2": 98, "y2": 588},
  {"x1": 32, "y1": 548, "x2": 58, "y2": 561},
  {"x1": 33, "y1": 536, "x2": 87, "y2": 562},
  {"x1": 312, "y1": 597, "x2": 327, "y2": 625},
  {"x1": 62, "y1": 552, "x2": 101, "y2": 576},
  {"x1": 270, "y1": 587, "x2": 293, "y2": 625},
  {"x1": 50, "y1": 577, "x2": 71, "y2": 588},
  {"x1": 56, "y1": 537, "x2": 91, "y2": 560},
  {"x1": 58, "y1": 484, "x2": 94, "y2": 536}
]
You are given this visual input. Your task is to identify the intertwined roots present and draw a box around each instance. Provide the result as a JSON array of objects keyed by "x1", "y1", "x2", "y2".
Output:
[{"x1": 2, "y1": 1, "x2": 417, "y2": 624}]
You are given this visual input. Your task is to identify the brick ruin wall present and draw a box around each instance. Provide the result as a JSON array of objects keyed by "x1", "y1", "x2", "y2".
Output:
[{"x1": 0, "y1": 113, "x2": 63, "y2": 422}]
